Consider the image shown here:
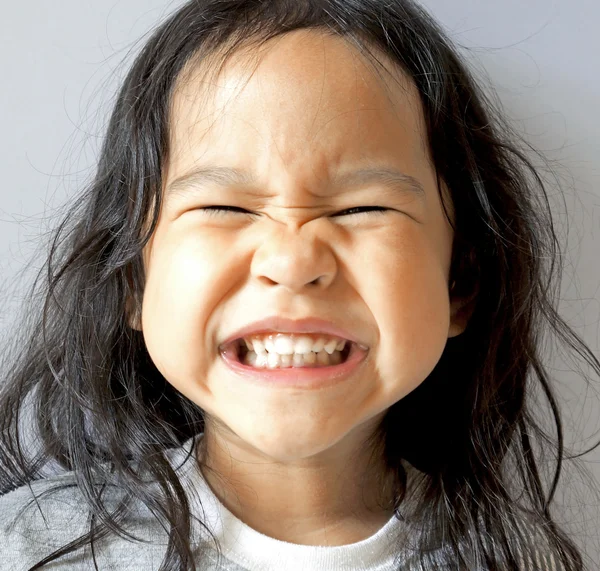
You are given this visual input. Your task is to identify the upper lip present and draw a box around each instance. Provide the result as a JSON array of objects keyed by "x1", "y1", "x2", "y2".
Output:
[{"x1": 219, "y1": 316, "x2": 367, "y2": 349}]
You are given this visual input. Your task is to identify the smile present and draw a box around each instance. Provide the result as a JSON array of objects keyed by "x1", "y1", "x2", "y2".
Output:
[
  {"x1": 219, "y1": 339, "x2": 368, "y2": 390},
  {"x1": 236, "y1": 333, "x2": 352, "y2": 369}
]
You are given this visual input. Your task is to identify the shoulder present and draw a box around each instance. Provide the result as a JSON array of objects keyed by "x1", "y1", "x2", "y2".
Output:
[
  {"x1": 0, "y1": 468, "x2": 196, "y2": 571},
  {"x1": 0, "y1": 474, "x2": 95, "y2": 570},
  {"x1": 0, "y1": 439, "x2": 210, "y2": 570},
  {"x1": 0, "y1": 472, "x2": 85, "y2": 527},
  {"x1": 0, "y1": 475, "x2": 172, "y2": 571},
  {"x1": 0, "y1": 437, "x2": 198, "y2": 534}
]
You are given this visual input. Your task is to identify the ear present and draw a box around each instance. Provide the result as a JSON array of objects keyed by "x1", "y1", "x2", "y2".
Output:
[
  {"x1": 126, "y1": 296, "x2": 143, "y2": 331},
  {"x1": 124, "y1": 267, "x2": 143, "y2": 331},
  {"x1": 448, "y1": 280, "x2": 479, "y2": 338}
]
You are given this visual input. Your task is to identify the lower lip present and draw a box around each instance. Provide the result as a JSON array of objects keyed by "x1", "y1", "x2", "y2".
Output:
[{"x1": 219, "y1": 343, "x2": 369, "y2": 390}]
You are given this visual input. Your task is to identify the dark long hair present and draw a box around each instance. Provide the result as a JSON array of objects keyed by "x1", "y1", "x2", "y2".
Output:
[{"x1": 1, "y1": 1, "x2": 597, "y2": 569}]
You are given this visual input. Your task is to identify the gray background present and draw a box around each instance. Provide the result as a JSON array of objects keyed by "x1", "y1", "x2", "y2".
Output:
[{"x1": 1, "y1": 0, "x2": 598, "y2": 564}]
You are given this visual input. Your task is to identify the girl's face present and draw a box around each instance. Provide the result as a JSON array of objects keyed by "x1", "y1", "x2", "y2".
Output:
[{"x1": 136, "y1": 31, "x2": 468, "y2": 462}]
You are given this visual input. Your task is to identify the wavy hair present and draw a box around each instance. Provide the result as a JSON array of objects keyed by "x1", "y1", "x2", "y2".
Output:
[{"x1": 1, "y1": 0, "x2": 598, "y2": 569}]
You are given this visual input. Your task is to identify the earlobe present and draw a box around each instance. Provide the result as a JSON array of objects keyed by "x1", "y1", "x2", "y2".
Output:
[
  {"x1": 448, "y1": 281, "x2": 479, "y2": 338},
  {"x1": 124, "y1": 265, "x2": 144, "y2": 331},
  {"x1": 125, "y1": 297, "x2": 143, "y2": 331},
  {"x1": 448, "y1": 299, "x2": 470, "y2": 337}
]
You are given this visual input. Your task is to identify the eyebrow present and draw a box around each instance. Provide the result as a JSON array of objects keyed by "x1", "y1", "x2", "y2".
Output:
[{"x1": 166, "y1": 165, "x2": 426, "y2": 199}]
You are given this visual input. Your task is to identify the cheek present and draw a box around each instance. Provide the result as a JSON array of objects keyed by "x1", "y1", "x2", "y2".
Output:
[
  {"x1": 140, "y1": 232, "x2": 233, "y2": 381},
  {"x1": 359, "y1": 228, "x2": 450, "y2": 389}
]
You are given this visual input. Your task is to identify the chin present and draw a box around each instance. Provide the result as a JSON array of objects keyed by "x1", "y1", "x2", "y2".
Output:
[{"x1": 235, "y1": 425, "x2": 351, "y2": 462}]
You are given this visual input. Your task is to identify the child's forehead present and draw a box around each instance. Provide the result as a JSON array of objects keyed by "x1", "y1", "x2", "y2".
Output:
[
  {"x1": 174, "y1": 29, "x2": 414, "y2": 101},
  {"x1": 166, "y1": 29, "x2": 428, "y2": 180}
]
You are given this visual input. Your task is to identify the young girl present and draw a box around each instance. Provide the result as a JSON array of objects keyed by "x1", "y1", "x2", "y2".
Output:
[{"x1": 0, "y1": 0, "x2": 597, "y2": 569}]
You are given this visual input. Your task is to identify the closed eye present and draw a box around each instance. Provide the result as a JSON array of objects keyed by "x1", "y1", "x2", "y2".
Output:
[
  {"x1": 332, "y1": 206, "x2": 389, "y2": 217},
  {"x1": 198, "y1": 206, "x2": 390, "y2": 217},
  {"x1": 199, "y1": 206, "x2": 254, "y2": 216}
]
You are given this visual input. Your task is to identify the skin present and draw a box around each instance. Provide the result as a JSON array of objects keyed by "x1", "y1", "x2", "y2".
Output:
[{"x1": 130, "y1": 30, "x2": 474, "y2": 546}]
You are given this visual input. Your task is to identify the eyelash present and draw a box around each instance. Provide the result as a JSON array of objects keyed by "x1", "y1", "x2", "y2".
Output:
[{"x1": 199, "y1": 206, "x2": 390, "y2": 217}]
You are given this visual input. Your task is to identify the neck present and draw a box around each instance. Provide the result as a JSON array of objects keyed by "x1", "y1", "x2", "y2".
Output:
[{"x1": 195, "y1": 425, "x2": 398, "y2": 546}]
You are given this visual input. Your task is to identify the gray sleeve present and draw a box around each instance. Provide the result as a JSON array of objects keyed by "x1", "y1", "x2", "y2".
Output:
[
  {"x1": 0, "y1": 478, "x2": 170, "y2": 571},
  {"x1": 0, "y1": 479, "x2": 246, "y2": 571},
  {"x1": 0, "y1": 478, "x2": 94, "y2": 570}
]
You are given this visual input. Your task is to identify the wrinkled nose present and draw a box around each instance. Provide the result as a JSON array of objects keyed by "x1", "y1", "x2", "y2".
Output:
[{"x1": 250, "y1": 228, "x2": 337, "y2": 292}]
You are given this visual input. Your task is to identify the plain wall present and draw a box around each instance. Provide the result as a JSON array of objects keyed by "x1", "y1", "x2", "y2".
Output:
[{"x1": 1, "y1": 0, "x2": 598, "y2": 564}]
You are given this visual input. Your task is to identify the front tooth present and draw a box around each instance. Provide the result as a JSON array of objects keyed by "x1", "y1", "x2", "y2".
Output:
[
  {"x1": 293, "y1": 335, "x2": 316, "y2": 354},
  {"x1": 273, "y1": 335, "x2": 295, "y2": 355},
  {"x1": 324, "y1": 338, "x2": 338, "y2": 354}
]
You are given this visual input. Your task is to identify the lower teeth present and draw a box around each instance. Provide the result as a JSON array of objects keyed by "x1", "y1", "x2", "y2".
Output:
[{"x1": 243, "y1": 350, "x2": 344, "y2": 368}]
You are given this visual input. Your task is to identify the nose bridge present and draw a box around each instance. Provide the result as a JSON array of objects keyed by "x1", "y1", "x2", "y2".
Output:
[{"x1": 250, "y1": 217, "x2": 336, "y2": 290}]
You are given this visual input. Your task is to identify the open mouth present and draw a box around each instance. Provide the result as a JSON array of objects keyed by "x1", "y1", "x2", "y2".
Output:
[{"x1": 234, "y1": 338, "x2": 353, "y2": 368}]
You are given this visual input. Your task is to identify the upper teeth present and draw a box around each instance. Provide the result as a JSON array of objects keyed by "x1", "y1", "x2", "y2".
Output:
[{"x1": 242, "y1": 334, "x2": 347, "y2": 355}]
